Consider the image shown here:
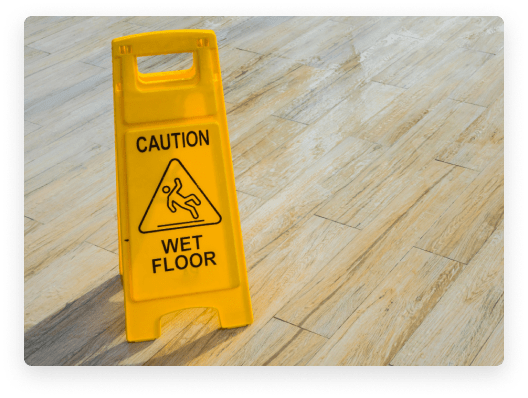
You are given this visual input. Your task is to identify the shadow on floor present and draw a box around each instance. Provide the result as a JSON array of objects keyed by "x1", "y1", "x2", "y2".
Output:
[{"x1": 24, "y1": 274, "x2": 243, "y2": 365}]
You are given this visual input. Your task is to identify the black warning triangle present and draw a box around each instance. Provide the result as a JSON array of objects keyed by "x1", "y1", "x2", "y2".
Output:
[{"x1": 139, "y1": 159, "x2": 221, "y2": 234}]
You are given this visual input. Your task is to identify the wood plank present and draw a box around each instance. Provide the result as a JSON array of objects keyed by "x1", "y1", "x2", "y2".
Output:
[
  {"x1": 24, "y1": 241, "x2": 118, "y2": 331},
  {"x1": 471, "y1": 318, "x2": 504, "y2": 366},
  {"x1": 232, "y1": 115, "x2": 308, "y2": 178},
  {"x1": 274, "y1": 33, "x2": 419, "y2": 124},
  {"x1": 24, "y1": 46, "x2": 50, "y2": 72},
  {"x1": 25, "y1": 60, "x2": 107, "y2": 113},
  {"x1": 240, "y1": 136, "x2": 374, "y2": 256},
  {"x1": 416, "y1": 152, "x2": 503, "y2": 264},
  {"x1": 317, "y1": 100, "x2": 483, "y2": 229},
  {"x1": 436, "y1": 93, "x2": 503, "y2": 171},
  {"x1": 25, "y1": 271, "x2": 207, "y2": 365},
  {"x1": 24, "y1": 217, "x2": 42, "y2": 236},
  {"x1": 25, "y1": 148, "x2": 115, "y2": 224},
  {"x1": 23, "y1": 17, "x2": 504, "y2": 366},
  {"x1": 24, "y1": 120, "x2": 41, "y2": 136},
  {"x1": 225, "y1": 318, "x2": 327, "y2": 365},
  {"x1": 276, "y1": 161, "x2": 477, "y2": 338},
  {"x1": 223, "y1": 54, "x2": 302, "y2": 105},
  {"x1": 392, "y1": 221, "x2": 504, "y2": 365},
  {"x1": 124, "y1": 16, "x2": 204, "y2": 28},
  {"x1": 371, "y1": 39, "x2": 449, "y2": 89},
  {"x1": 197, "y1": 16, "x2": 291, "y2": 49},
  {"x1": 24, "y1": 67, "x2": 113, "y2": 132},
  {"x1": 308, "y1": 248, "x2": 464, "y2": 365},
  {"x1": 395, "y1": 16, "x2": 470, "y2": 41},
  {"x1": 234, "y1": 17, "x2": 333, "y2": 56},
  {"x1": 226, "y1": 64, "x2": 332, "y2": 146},
  {"x1": 236, "y1": 191, "x2": 265, "y2": 222},
  {"x1": 236, "y1": 81, "x2": 404, "y2": 201},
  {"x1": 85, "y1": 207, "x2": 118, "y2": 254},
  {"x1": 25, "y1": 201, "x2": 116, "y2": 280},
  {"x1": 302, "y1": 17, "x2": 415, "y2": 71},
  {"x1": 147, "y1": 216, "x2": 358, "y2": 365},
  {"x1": 362, "y1": 45, "x2": 491, "y2": 146},
  {"x1": 25, "y1": 143, "x2": 107, "y2": 197},
  {"x1": 450, "y1": 51, "x2": 504, "y2": 107},
  {"x1": 25, "y1": 21, "x2": 150, "y2": 74},
  {"x1": 457, "y1": 17, "x2": 504, "y2": 54},
  {"x1": 24, "y1": 16, "x2": 92, "y2": 46},
  {"x1": 28, "y1": 16, "x2": 127, "y2": 53}
]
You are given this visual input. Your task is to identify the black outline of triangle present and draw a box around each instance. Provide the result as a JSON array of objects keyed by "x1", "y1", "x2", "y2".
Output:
[{"x1": 138, "y1": 159, "x2": 222, "y2": 234}]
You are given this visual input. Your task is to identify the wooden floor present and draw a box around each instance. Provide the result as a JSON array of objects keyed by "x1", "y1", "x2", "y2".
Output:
[{"x1": 24, "y1": 16, "x2": 504, "y2": 366}]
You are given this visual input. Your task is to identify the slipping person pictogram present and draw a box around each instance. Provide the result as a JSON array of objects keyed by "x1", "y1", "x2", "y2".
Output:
[
  {"x1": 139, "y1": 159, "x2": 221, "y2": 234},
  {"x1": 164, "y1": 178, "x2": 201, "y2": 219}
]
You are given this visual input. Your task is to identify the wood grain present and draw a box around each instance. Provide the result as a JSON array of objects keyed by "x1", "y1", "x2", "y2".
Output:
[
  {"x1": 392, "y1": 221, "x2": 504, "y2": 365},
  {"x1": 276, "y1": 162, "x2": 477, "y2": 337},
  {"x1": 471, "y1": 318, "x2": 504, "y2": 366},
  {"x1": 450, "y1": 50, "x2": 504, "y2": 107},
  {"x1": 24, "y1": 17, "x2": 504, "y2": 366},
  {"x1": 308, "y1": 248, "x2": 464, "y2": 365},
  {"x1": 436, "y1": 93, "x2": 503, "y2": 171},
  {"x1": 416, "y1": 152, "x2": 504, "y2": 264},
  {"x1": 225, "y1": 317, "x2": 327, "y2": 365},
  {"x1": 317, "y1": 100, "x2": 484, "y2": 229}
]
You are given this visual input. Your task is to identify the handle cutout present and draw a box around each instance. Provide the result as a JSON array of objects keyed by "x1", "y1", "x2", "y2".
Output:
[{"x1": 137, "y1": 52, "x2": 197, "y2": 84}]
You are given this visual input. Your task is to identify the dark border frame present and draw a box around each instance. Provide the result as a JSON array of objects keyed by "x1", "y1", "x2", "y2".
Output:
[{"x1": 3, "y1": 3, "x2": 524, "y2": 394}]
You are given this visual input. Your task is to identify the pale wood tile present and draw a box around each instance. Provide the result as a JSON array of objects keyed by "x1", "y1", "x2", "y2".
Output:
[
  {"x1": 275, "y1": 33, "x2": 419, "y2": 124},
  {"x1": 317, "y1": 101, "x2": 484, "y2": 229},
  {"x1": 24, "y1": 16, "x2": 92, "y2": 46},
  {"x1": 416, "y1": 153, "x2": 503, "y2": 264},
  {"x1": 308, "y1": 248, "x2": 464, "y2": 365},
  {"x1": 362, "y1": 46, "x2": 491, "y2": 146},
  {"x1": 226, "y1": 64, "x2": 332, "y2": 146},
  {"x1": 195, "y1": 17, "x2": 291, "y2": 49},
  {"x1": 395, "y1": 16, "x2": 469, "y2": 41},
  {"x1": 234, "y1": 17, "x2": 333, "y2": 56},
  {"x1": 24, "y1": 217, "x2": 42, "y2": 236},
  {"x1": 237, "y1": 82, "x2": 404, "y2": 201},
  {"x1": 25, "y1": 274, "x2": 121, "y2": 365},
  {"x1": 85, "y1": 208, "x2": 118, "y2": 254},
  {"x1": 24, "y1": 241, "x2": 118, "y2": 331},
  {"x1": 25, "y1": 148, "x2": 115, "y2": 224},
  {"x1": 226, "y1": 318, "x2": 327, "y2": 365},
  {"x1": 236, "y1": 191, "x2": 265, "y2": 222},
  {"x1": 146, "y1": 216, "x2": 357, "y2": 365},
  {"x1": 25, "y1": 202, "x2": 116, "y2": 280},
  {"x1": 24, "y1": 46, "x2": 50, "y2": 71},
  {"x1": 457, "y1": 17, "x2": 504, "y2": 54},
  {"x1": 24, "y1": 64, "x2": 112, "y2": 128},
  {"x1": 436, "y1": 93, "x2": 503, "y2": 171},
  {"x1": 25, "y1": 21, "x2": 150, "y2": 74},
  {"x1": 392, "y1": 221, "x2": 504, "y2": 365},
  {"x1": 276, "y1": 161, "x2": 477, "y2": 337},
  {"x1": 124, "y1": 16, "x2": 204, "y2": 28},
  {"x1": 450, "y1": 51, "x2": 504, "y2": 107},
  {"x1": 23, "y1": 17, "x2": 504, "y2": 366},
  {"x1": 232, "y1": 116, "x2": 308, "y2": 177},
  {"x1": 24, "y1": 120, "x2": 41, "y2": 136},
  {"x1": 471, "y1": 318, "x2": 504, "y2": 366},
  {"x1": 28, "y1": 16, "x2": 127, "y2": 53},
  {"x1": 223, "y1": 54, "x2": 301, "y2": 105},
  {"x1": 25, "y1": 72, "x2": 112, "y2": 131},
  {"x1": 25, "y1": 142, "x2": 107, "y2": 197},
  {"x1": 240, "y1": 136, "x2": 374, "y2": 257},
  {"x1": 25, "y1": 61, "x2": 108, "y2": 115}
]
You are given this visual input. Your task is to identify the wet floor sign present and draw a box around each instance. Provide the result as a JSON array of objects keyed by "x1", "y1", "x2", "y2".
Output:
[{"x1": 112, "y1": 30, "x2": 253, "y2": 342}]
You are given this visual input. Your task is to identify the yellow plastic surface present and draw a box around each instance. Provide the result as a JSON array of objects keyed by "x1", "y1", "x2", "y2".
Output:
[{"x1": 111, "y1": 30, "x2": 253, "y2": 342}]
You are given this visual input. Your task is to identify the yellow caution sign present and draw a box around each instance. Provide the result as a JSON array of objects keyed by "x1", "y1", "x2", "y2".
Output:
[{"x1": 111, "y1": 30, "x2": 253, "y2": 342}]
